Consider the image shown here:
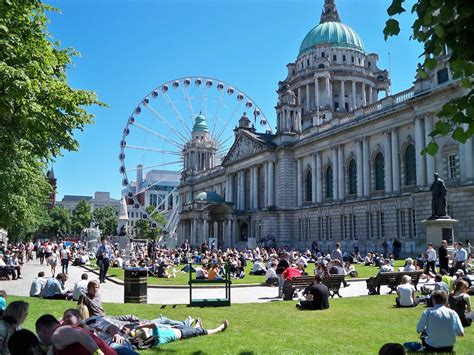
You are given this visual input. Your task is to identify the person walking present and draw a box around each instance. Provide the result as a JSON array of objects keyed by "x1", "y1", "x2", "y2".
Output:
[
  {"x1": 96, "y1": 237, "x2": 113, "y2": 283},
  {"x1": 438, "y1": 240, "x2": 449, "y2": 273},
  {"x1": 425, "y1": 243, "x2": 437, "y2": 276},
  {"x1": 60, "y1": 247, "x2": 71, "y2": 274}
]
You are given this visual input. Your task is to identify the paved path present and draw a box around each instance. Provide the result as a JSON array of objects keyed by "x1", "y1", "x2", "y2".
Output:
[{"x1": 1, "y1": 259, "x2": 406, "y2": 304}]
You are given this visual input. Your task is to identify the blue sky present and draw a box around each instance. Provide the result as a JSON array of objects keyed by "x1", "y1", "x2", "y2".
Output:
[{"x1": 47, "y1": 0, "x2": 422, "y2": 200}]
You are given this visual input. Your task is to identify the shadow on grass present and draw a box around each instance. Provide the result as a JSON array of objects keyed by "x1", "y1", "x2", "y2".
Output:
[{"x1": 159, "y1": 305, "x2": 179, "y2": 309}]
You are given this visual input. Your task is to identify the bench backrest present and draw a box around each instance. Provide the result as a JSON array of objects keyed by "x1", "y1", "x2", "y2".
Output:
[{"x1": 376, "y1": 271, "x2": 423, "y2": 285}]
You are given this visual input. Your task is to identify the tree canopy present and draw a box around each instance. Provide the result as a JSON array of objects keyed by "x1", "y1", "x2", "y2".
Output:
[
  {"x1": 384, "y1": 0, "x2": 474, "y2": 155},
  {"x1": 0, "y1": 0, "x2": 104, "y2": 238},
  {"x1": 134, "y1": 206, "x2": 167, "y2": 240},
  {"x1": 72, "y1": 199, "x2": 92, "y2": 235},
  {"x1": 92, "y1": 206, "x2": 118, "y2": 236}
]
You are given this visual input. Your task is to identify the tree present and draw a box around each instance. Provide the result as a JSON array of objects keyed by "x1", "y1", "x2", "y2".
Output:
[
  {"x1": 134, "y1": 206, "x2": 167, "y2": 240},
  {"x1": 0, "y1": 1, "x2": 104, "y2": 236},
  {"x1": 92, "y1": 206, "x2": 118, "y2": 236},
  {"x1": 384, "y1": 0, "x2": 474, "y2": 155},
  {"x1": 71, "y1": 199, "x2": 92, "y2": 235},
  {"x1": 46, "y1": 206, "x2": 72, "y2": 237}
]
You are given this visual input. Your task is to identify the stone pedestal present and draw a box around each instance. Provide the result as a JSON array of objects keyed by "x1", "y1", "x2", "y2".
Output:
[
  {"x1": 422, "y1": 218, "x2": 458, "y2": 248},
  {"x1": 247, "y1": 237, "x2": 257, "y2": 249}
]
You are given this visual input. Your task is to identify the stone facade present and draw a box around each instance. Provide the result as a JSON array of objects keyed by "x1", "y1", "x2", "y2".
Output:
[{"x1": 176, "y1": 0, "x2": 473, "y2": 254}]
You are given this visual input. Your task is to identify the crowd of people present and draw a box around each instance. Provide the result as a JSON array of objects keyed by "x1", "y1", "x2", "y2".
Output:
[{"x1": 0, "y1": 236, "x2": 472, "y2": 353}]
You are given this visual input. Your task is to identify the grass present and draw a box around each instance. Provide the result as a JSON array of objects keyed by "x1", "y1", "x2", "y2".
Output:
[
  {"x1": 10, "y1": 294, "x2": 474, "y2": 354},
  {"x1": 91, "y1": 261, "x2": 398, "y2": 286}
]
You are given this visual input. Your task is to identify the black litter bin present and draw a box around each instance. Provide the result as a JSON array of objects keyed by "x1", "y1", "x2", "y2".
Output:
[{"x1": 124, "y1": 267, "x2": 147, "y2": 303}]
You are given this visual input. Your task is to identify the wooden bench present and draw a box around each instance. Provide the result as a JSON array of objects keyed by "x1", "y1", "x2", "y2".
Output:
[
  {"x1": 283, "y1": 274, "x2": 345, "y2": 300},
  {"x1": 366, "y1": 271, "x2": 423, "y2": 295}
]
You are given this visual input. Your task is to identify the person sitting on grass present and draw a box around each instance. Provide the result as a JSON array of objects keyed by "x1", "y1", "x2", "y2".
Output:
[
  {"x1": 396, "y1": 275, "x2": 417, "y2": 307},
  {"x1": 441, "y1": 269, "x2": 454, "y2": 291},
  {"x1": 296, "y1": 275, "x2": 330, "y2": 311},
  {"x1": 208, "y1": 263, "x2": 223, "y2": 281},
  {"x1": 131, "y1": 318, "x2": 229, "y2": 348},
  {"x1": 41, "y1": 273, "x2": 73, "y2": 300},
  {"x1": 29, "y1": 271, "x2": 47, "y2": 297},
  {"x1": 414, "y1": 290, "x2": 464, "y2": 352},
  {"x1": 400, "y1": 258, "x2": 415, "y2": 272},
  {"x1": 251, "y1": 258, "x2": 267, "y2": 275},
  {"x1": 73, "y1": 273, "x2": 89, "y2": 301},
  {"x1": 157, "y1": 261, "x2": 171, "y2": 278},
  {"x1": 449, "y1": 279, "x2": 472, "y2": 327},
  {"x1": 0, "y1": 291, "x2": 6, "y2": 316},
  {"x1": 8, "y1": 328, "x2": 46, "y2": 355},
  {"x1": 78, "y1": 280, "x2": 105, "y2": 317},
  {"x1": 344, "y1": 261, "x2": 357, "y2": 278},
  {"x1": 35, "y1": 314, "x2": 116, "y2": 355},
  {"x1": 265, "y1": 262, "x2": 278, "y2": 286},
  {"x1": 194, "y1": 265, "x2": 208, "y2": 280}
]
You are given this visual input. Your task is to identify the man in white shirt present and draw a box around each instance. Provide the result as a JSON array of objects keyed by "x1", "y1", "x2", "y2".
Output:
[
  {"x1": 396, "y1": 275, "x2": 417, "y2": 307},
  {"x1": 425, "y1": 243, "x2": 437, "y2": 276},
  {"x1": 29, "y1": 271, "x2": 47, "y2": 297},
  {"x1": 252, "y1": 258, "x2": 267, "y2": 275},
  {"x1": 454, "y1": 242, "x2": 468, "y2": 273},
  {"x1": 72, "y1": 273, "x2": 89, "y2": 301},
  {"x1": 265, "y1": 262, "x2": 278, "y2": 286}
]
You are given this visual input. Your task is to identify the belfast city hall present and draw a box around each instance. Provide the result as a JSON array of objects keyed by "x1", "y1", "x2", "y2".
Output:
[{"x1": 176, "y1": 0, "x2": 472, "y2": 254}]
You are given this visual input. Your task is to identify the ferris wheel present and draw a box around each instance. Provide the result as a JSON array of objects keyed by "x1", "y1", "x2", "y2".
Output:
[{"x1": 119, "y1": 76, "x2": 273, "y2": 231}]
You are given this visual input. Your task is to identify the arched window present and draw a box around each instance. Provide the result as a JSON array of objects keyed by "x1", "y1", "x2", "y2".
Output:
[
  {"x1": 305, "y1": 170, "x2": 312, "y2": 202},
  {"x1": 404, "y1": 144, "x2": 416, "y2": 185},
  {"x1": 326, "y1": 166, "x2": 333, "y2": 198},
  {"x1": 348, "y1": 159, "x2": 357, "y2": 195},
  {"x1": 375, "y1": 153, "x2": 385, "y2": 190}
]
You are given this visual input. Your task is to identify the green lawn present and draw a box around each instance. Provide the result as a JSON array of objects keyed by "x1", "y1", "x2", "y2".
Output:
[
  {"x1": 92, "y1": 261, "x2": 397, "y2": 286},
  {"x1": 10, "y1": 295, "x2": 474, "y2": 354}
]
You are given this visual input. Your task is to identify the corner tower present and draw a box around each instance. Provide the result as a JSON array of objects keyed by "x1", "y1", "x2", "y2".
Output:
[
  {"x1": 277, "y1": 0, "x2": 391, "y2": 133},
  {"x1": 182, "y1": 113, "x2": 217, "y2": 182}
]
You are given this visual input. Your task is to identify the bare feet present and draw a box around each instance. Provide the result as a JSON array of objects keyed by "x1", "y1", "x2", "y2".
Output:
[{"x1": 220, "y1": 320, "x2": 229, "y2": 332}]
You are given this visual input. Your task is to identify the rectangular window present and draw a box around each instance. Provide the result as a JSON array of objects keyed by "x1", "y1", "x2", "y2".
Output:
[
  {"x1": 341, "y1": 216, "x2": 346, "y2": 239},
  {"x1": 351, "y1": 56, "x2": 354, "y2": 63},
  {"x1": 366, "y1": 212, "x2": 371, "y2": 239},
  {"x1": 326, "y1": 216, "x2": 332, "y2": 239},
  {"x1": 351, "y1": 214, "x2": 356, "y2": 240},
  {"x1": 410, "y1": 209, "x2": 416, "y2": 239},
  {"x1": 343, "y1": 55, "x2": 346, "y2": 62},
  {"x1": 333, "y1": 54, "x2": 337, "y2": 62},
  {"x1": 379, "y1": 212, "x2": 385, "y2": 240},
  {"x1": 322, "y1": 52, "x2": 325, "y2": 58},
  {"x1": 399, "y1": 210, "x2": 406, "y2": 238},
  {"x1": 437, "y1": 68, "x2": 449, "y2": 84},
  {"x1": 149, "y1": 194, "x2": 158, "y2": 207},
  {"x1": 448, "y1": 153, "x2": 459, "y2": 180}
]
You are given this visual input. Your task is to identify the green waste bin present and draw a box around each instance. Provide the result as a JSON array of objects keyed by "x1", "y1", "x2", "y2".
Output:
[{"x1": 124, "y1": 267, "x2": 147, "y2": 303}]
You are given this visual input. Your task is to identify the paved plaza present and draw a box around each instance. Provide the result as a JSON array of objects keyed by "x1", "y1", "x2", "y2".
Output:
[{"x1": 3, "y1": 259, "x2": 405, "y2": 304}]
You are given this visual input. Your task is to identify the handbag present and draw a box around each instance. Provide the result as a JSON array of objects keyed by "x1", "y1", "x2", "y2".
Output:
[{"x1": 77, "y1": 297, "x2": 90, "y2": 320}]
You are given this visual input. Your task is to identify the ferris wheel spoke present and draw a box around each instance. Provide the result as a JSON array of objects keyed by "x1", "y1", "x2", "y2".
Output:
[
  {"x1": 182, "y1": 86, "x2": 195, "y2": 121},
  {"x1": 215, "y1": 100, "x2": 244, "y2": 142},
  {"x1": 210, "y1": 90, "x2": 225, "y2": 137},
  {"x1": 216, "y1": 135, "x2": 233, "y2": 150},
  {"x1": 131, "y1": 121, "x2": 183, "y2": 150},
  {"x1": 162, "y1": 92, "x2": 192, "y2": 136},
  {"x1": 200, "y1": 85, "x2": 209, "y2": 117},
  {"x1": 144, "y1": 103, "x2": 189, "y2": 143},
  {"x1": 125, "y1": 145, "x2": 181, "y2": 156}
]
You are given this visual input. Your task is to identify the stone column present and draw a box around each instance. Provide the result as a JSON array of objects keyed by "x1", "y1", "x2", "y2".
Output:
[
  {"x1": 338, "y1": 145, "x2": 344, "y2": 200},
  {"x1": 314, "y1": 77, "x2": 319, "y2": 111},
  {"x1": 362, "y1": 83, "x2": 367, "y2": 106},
  {"x1": 225, "y1": 175, "x2": 231, "y2": 203},
  {"x1": 297, "y1": 159, "x2": 303, "y2": 206},
  {"x1": 203, "y1": 219, "x2": 208, "y2": 242},
  {"x1": 268, "y1": 161, "x2": 274, "y2": 206},
  {"x1": 226, "y1": 220, "x2": 232, "y2": 247},
  {"x1": 306, "y1": 84, "x2": 310, "y2": 112},
  {"x1": 316, "y1": 152, "x2": 323, "y2": 203},
  {"x1": 253, "y1": 166, "x2": 259, "y2": 210},
  {"x1": 312, "y1": 154, "x2": 317, "y2": 204},
  {"x1": 391, "y1": 128, "x2": 400, "y2": 192},
  {"x1": 424, "y1": 115, "x2": 435, "y2": 181},
  {"x1": 236, "y1": 172, "x2": 241, "y2": 209},
  {"x1": 363, "y1": 137, "x2": 370, "y2": 195},
  {"x1": 340, "y1": 80, "x2": 345, "y2": 111},
  {"x1": 297, "y1": 86, "x2": 302, "y2": 105},
  {"x1": 356, "y1": 140, "x2": 363, "y2": 197},
  {"x1": 326, "y1": 76, "x2": 331, "y2": 107},
  {"x1": 368, "y1": 86, "x2": 373, "y2": 104},
  {"x1": 332, "y1": 148, "x2": 339, "y2": 200},
  {"x1": 384, "y1": 131, "x2": 393, "y2": 193},
  {"x1": 464, "y1": 123, "x2": 474, "y2": 180},
  {"x1": 352, "y1": 81, "x2": 356, "y2": 110},
  {"x1": 229, "y1": 174, "x2": 234, "y2": 203},
  {"x1": 415, "y1": 116, "x2": 426, "y2": 187},
  {"x1": 249, "y1": 167, "x2": 254, "y2": 210}
]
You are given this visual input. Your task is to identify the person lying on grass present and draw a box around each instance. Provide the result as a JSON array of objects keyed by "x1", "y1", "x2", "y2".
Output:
[{"x1": 130, "y1": 318, "x2": 229, "y2": 348}]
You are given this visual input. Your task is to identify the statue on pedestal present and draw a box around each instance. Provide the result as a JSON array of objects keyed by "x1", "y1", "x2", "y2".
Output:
[{"x1": 429, "y1": 173, "x2": 448, "y2": 219}]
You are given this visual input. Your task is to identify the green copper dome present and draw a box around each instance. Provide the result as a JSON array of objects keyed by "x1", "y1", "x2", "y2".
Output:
[
  {"x1": 192, "y1": 114, "x2": 209, "y2": 132},
  {"x1": 299, "y1": 21, "x2": 364, "y2": 55}
]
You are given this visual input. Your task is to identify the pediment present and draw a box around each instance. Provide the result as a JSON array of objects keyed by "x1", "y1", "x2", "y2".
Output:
[{"x1": 222, "y1": 132, "x2": 266, "y2": 166}]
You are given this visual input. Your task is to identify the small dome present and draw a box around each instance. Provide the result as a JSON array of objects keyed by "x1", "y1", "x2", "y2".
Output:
[
  {"x1": 193, "y1": 191, "x2": 225, "y2": 203},
  {"x1": 192, "y1": 114, "x2": 209, "y2": 132},
  {"x1": 299, "y1": 21, "x2": 364, "y2": 55}
]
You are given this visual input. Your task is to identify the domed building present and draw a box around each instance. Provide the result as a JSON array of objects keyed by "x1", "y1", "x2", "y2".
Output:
[{"x1": 177, "y1": 0, "x2": 473, "y2": 254}]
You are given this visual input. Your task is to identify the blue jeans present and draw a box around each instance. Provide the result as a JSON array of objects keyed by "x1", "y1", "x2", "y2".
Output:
[
  {"x1": 151, "y1": 315, "x2": 192, "y2": 328},
  {"x1": 173, "y1": 324, "x2": 207, "y2": 339},
  {"x1": 109, "y1": 340, "x2": 138, "y2": 355}
]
